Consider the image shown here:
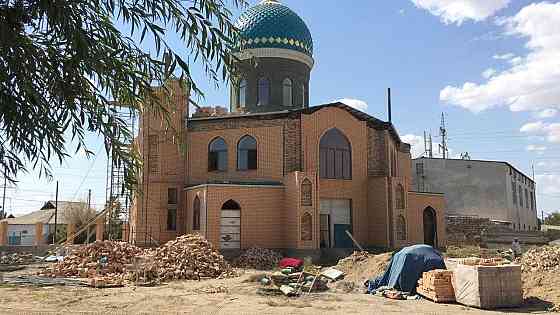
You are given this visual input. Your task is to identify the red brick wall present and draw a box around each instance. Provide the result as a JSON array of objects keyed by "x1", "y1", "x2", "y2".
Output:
[
  {"x1": 301, "y1": 107, "x2": 370, "y2": 245},
  {"x1": 189, "y1": 185, "x2": 285, "y2": 249},
  {"x1": 407, "y1": 192, "x2": 446, "y2": 247},
  {"x1": 186, "y1": 126, "x2": 284, "y2": 185},
  {"x1": 131, "y1": 80, "x2": 188, "y2": 245}
]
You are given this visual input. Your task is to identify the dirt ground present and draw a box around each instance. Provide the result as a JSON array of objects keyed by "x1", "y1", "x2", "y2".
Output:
[{"x1": 0, "y1": 264, "x2": 555, "y2": 314}]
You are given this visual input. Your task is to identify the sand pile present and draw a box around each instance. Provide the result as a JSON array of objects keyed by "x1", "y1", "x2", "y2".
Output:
[
  {"x1": 233, "y1": 248, "x2": 283, "y2": 270},
  {"x1": 335, "y1": 251, "x2": 392, "y2": 286}
]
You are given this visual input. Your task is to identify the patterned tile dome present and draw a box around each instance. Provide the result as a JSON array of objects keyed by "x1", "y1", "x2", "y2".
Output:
[{"x1": 235, "y1": 0, "x2": 313, "y2": 57}]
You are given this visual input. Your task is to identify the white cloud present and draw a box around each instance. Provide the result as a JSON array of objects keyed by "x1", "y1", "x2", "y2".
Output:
[
  {"x1": 402, "y1": 134, "x2": 454, "y2": 158},
  {"x1": 482, "y1": 68, "x2": 497, "y2": 79},
  {"x1": 526, "y1": 144, "x2": 547, "y2": 153},
  {"x1": 493, "y1": 53, "x2": 515, "y2": 60},
  {"x1": 440, "y1": 2, "x2": 560, "y2": 114},
  {"x1": 520, "y1": 121, "x2": 560, "y2": 143},
  {"x1": 535, "y1": 108, "x2": 558, "y2": 119},
  {"x1": 520, "y1": 121, "x2": 545, "y2": 133},
  {"x1": 337, "y1": 98, "x2": 368, "y2": 112},
  {"x1": 411, "y1": 0, "x2": 510, "y2": 25},
  {"x1": 535, "y1": 174, "x2": 560, "y2": 196}
]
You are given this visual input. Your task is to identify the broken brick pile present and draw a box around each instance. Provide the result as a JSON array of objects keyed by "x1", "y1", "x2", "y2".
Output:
[
  {"x1": 141, "y1": 234, "x2": 235, "y2": 281},
  {"x1": 521, "y1": 246, "x2": 560, "y2": 272},
  {"x1": 0, "y1": 253, "x2": 35, "y2": 265},
  {"x1": 40, "y1": 241, "x2": 143, "y2": 280},
  {"x1": 233, "y1": 247, "x2": 283, "y2": 270}
]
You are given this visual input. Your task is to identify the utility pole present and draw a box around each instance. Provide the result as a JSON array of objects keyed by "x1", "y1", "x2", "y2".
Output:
[
  {"x1": 53, "y1": 181, "x2": 59, "y2": 244},
  {"x1": 1, "y1": 166, "x2": 7, "y2": 219},
  {"x1": 439, "y1": 113, "x2": 448, "y2": 159},
  {"x1": 87, "y1": 189, "x2": 92, "y2": 244}
]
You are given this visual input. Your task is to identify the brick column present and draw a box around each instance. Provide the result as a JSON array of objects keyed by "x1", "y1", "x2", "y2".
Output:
[
  {"x1": 34, "y1": 222, "x2": 44, "y2": 245},
  {"x1": 122, "y1": 223, "x2": 130, "y2": 242},
  {"x1": 96, "y1": 217, "x2": 105, "y2": 242},
  {"x1": 0, "y1": 221, "x2": 8, "y2": 246},
  {"x1": 66, "y1": 223, "x2": 76, "y2": 245}
]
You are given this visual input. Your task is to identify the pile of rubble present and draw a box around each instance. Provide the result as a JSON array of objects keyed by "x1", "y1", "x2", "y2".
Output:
[
  {"x1": 40, "y1": 241, "x2": 143, "y2": 280},
  {"x1": 141, "y1": 234, "x2": 235, "y2": 281},
  {"x1": 258, "y1": 264, "x2": 341, "y2": 297},
  {"x1": 233, "y1": 248, "x2": 283, "y2": 270},
  {"x1": 0, "y1": 252, "x2": 36, "y2": 265},
  {"x1": 521, "y1": 246, "x2": 560, "y2": 272}
]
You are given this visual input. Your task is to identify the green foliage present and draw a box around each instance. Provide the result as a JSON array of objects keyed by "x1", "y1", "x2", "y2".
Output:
[
  {"x1": 545, "y1": 213, "x2": 560, "y2": 226},
  {"x1": 0, "y1": 0, "x2": 246, "y2": 193}
]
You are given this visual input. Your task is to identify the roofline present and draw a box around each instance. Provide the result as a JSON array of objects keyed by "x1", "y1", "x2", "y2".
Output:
[
  {"x1": 408, "y1": 191, "x2": 444, "y2": 196},
  {"x1": 414, "y1": 157, "x2": 535, "y2": 183},
  {"x1": 188, "y1": 102, "x2": 409, "y2": 149},
  {"x1": 185, "y1": 183, "x2": 284, "y2": 191}
]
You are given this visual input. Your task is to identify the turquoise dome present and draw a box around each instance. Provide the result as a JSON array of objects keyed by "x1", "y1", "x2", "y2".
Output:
[{"x1": 235, "y1": 0, "x2": 313, "y2": 57}]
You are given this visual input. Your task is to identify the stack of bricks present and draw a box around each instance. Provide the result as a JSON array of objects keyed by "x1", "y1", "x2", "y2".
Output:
[{"x1": 416, "y1": 269, "x2": 455, "y2": 303}]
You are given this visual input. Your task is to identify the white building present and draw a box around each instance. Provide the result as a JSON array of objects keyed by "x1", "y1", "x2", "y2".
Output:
[
  {"x1": 2, "y1": 201, "x2": 85, "y2": 245},
  {"x1": 412, "y1": 158, "x2": 538, "y2": 231}
]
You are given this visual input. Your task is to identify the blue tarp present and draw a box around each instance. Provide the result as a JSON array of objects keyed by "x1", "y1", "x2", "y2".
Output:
[{"x1": 366, "y1": 245, "x2": 446, "y2": 294}]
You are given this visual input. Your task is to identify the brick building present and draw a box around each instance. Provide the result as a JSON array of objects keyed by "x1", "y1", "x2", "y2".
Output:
[{"x1": 130, "y1": 0, "x2": 446, "y2": 251}]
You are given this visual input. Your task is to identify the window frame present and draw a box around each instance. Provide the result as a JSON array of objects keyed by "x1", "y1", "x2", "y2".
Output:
[
  {"x1": 238, "y1": 79, "x2": 247, "y2": 108},
  {"x1": 208, "y1": 137, "x2": 228, "y2": 172},
  {"x1": 257, "y1": 77, "x2": 270, "y2": 106},
  {"x1": 237, "y1": 135, "x2": 258, "y2": 171},
  {"x1": 319, "y1": 128, "x2": 352, "y2": 180},
  {"x1": 282, "y1": 78, "x2": 293, "y2": 106}
]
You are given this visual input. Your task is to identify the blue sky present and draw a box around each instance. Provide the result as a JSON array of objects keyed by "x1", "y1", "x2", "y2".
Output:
[{"x1": 4, "y1": 0, "x2": 559, "y2": 217}]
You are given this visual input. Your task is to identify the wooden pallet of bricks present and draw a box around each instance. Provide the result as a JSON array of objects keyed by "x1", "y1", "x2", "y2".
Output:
[{"x1": 416, "y1": 269, "x2": 455, "y2": 303}]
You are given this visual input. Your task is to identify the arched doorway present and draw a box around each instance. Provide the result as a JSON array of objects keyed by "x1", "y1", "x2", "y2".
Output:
[
  {"x1": 423, "y1": 207, "x2": 437, "y2": 247},
  {"x1": 220, "y1": 200, "x2": 241, "y2": 249}
]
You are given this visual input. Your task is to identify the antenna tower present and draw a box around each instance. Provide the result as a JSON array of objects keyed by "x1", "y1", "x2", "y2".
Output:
[{"x1": 439, "y1": 113, "x2": 448, "y2": 159}]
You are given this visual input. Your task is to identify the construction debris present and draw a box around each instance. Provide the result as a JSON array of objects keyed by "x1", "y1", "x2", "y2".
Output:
[
  {"x1": 39, "y1": 241, "x2": 143, "y2": 282},
  {"x1": 520, "y1": 246, "x2": 560, "y2": 272},
  {"x1": 257, "y1": 264, "x2": 338, "y2": 297},
  {"x1": 233, "y1": 248, "x2": 283, "y2": 270},
  {"x1": 140, "y1": 234, "x2": 235, "y2": 281},
  {"x1": 416, "y1": 270, "x2": 455, "y2": 303},
  {"x1": 0, "y1": 253, "x2": 36, "y2": 265},
  {"x1": 458, "y1": 257, "x2": 507, "y2": 266}
]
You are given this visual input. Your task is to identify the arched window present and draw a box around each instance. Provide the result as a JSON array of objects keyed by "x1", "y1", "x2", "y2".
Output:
[
  {"x1": 257, "y1": 78, "x2": 270, "y2": 106},
  {"x1": 319, "y1": 128, "x2": 351, "y2": 179},
  {"x1": 238, "y1": 79, "x2": 247, "y2": 108},
  {"x1": 396, "y1": 215, "x2": 406, "y2": 241},
  {"x1": 282, "y1": 78, "x2": 293, "y2": 106},
  {"x1": 222, "y1": 199, "x2": 241, "y2": 210},
  {"x1": 208, "y1": 137, "x2": 227, "y2": 171},
  {"x1": 237, "y1": 135, "x2": 257, "y2": 170},
  {"x1": 395, "y1": 184, "x2": 405, "y2": 209},
  {"x1": 301, "y1": 213, "x2": 313, "y2": 241},
  {"x1": 301, "y1": 179, "x2": 312, "y2": 206},
  {"x1": 193, "y1": 196, "x2": 201, "y2": 231}
]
